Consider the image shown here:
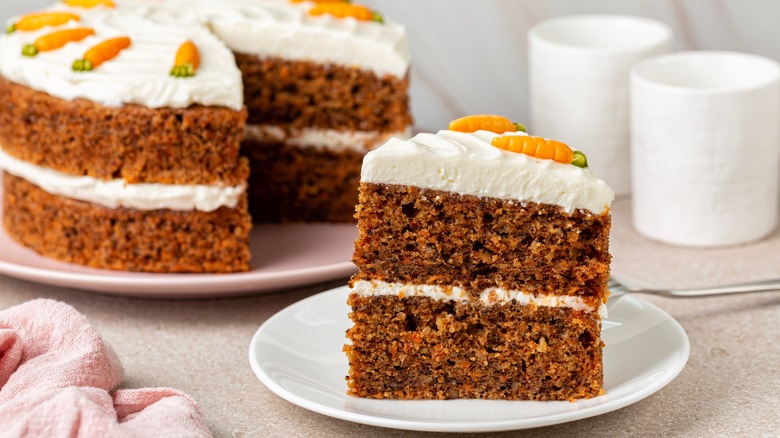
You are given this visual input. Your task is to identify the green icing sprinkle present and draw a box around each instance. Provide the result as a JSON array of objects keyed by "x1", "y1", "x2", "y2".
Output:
[
  {"x1": 21, "y1": 44, "x2": 38, "y2": 57},
  {"x1": 571, "y1": 151, "x2": 588, "y2": 168},
  {"x1": 72, "y1": 59, "x2": 93, "y2": 72},
  {"x1": 170, "y1": 63, "x2": 195, "y2": 78}
]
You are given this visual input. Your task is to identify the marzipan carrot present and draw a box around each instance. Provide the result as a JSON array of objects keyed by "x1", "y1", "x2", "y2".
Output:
[
  {"x1": 63, "y1": 0, "x2": 116, "y2": 8},
  {"x1": 308, "y1": 3, "x2": 383, "y2": 23},
  {"x1": 449, "y1": 114, "x2": 526, "y2": 134},
  {"x1": 7, "y1": 12, "x2": 80, "y2": 34},
  {"x1": 170, "y1": 40, "x2": 200, "y2": 77},
  {"x1": 491, "y1": 135, "x2": 588, "y2": 168},
  {"x1": 22, "y1": 27, "x2": 94, "y2": 57},
  {"x1": 290, "y1": 0, "x2": 349, "y2": 3},
  {"x1": 72, "y1": 36, "x2": 131, "y2": 71}
]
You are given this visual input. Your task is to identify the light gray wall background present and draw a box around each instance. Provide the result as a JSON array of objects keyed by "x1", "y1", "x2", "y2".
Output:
[{"x1": 3, "y1": 0, "x2": 778, "y2": 131}]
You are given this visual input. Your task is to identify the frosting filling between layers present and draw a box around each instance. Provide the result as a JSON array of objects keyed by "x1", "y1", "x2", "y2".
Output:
[
  {"x1": 351, "y1": 279, "x2": 607, "y2": 318},
  {"x1": 0, "y1": 147, "x2": 244, "y2": 212},
  {"x1": 360, "y1": 130, "x2": 615, "y2": 214},
  {"x1": 244, "y1": 124, "x2": 413, "y2": 152}
]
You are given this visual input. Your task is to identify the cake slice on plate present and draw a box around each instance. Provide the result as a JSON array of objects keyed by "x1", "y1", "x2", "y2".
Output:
[{"x1": 345, "y1": 115, "x2": 614, "y2": 400}]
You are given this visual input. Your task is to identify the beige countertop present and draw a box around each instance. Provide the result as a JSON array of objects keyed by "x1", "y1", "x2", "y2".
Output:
[{"x1": 0, "y1": 197, "x2": 778, "y2": 437}]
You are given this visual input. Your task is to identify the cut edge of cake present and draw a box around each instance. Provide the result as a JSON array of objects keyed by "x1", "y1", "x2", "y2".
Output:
[{"x1": 345, "y1": 119, "x2": 614, "y2": 401}]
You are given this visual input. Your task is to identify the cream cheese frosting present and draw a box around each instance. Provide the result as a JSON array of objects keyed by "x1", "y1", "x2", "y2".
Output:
[
  {"x1": 351, "y1": 279, "x2": 607, "y2": 318},
  {"x1": 0, "y1": 2, "x2": 243, "y2": 110},
  {"x1": 361, "y1": 130, "x2": 615, "y2": 214},
  {"x1": 144, "y1": 0, "x2": 410, "y2": 79},
  {"x1": 0, "y1": 147, "x2": 244, "y2": 212},
  {"x1": 245, "y1": 124, "x2": 413, "y2": 153}
]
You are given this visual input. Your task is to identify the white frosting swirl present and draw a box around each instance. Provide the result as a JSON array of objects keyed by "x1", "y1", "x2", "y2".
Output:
[
  {"x1": 0, "y1": 3, "x2": 243, "y2": 110},
  {"x1": 207, "y1": 0, "x2": 411, "y2": 78},
  {"x1": 351, "y1": 279, "x2": 607, "y2": 318},
  {"x1": 361, "y1": 130, "x2": 615, "y2": 214},
  {"x1": 142, "y1": 0, "x2": 410, "y2": 78},
  {"x1": 0, "y1": 147, "x2": 244, "y2": 212}
]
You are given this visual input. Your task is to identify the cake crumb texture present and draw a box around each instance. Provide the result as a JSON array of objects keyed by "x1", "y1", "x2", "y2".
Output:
[
  {"x1": 242, "y1": 138, "x2": 362, "y2": 222},
  {"x1": 236, "y1": 54, "x2": 412, "y2": 132},
  {"x1": 345, "y1": 294, "x2": 603, "y2": 400},
  {"x1": 3, "y1": 173, "x2": 251, "y2": 273},
  {"x1": 0, "y1": 76, "x2": 248, "y2": 186},
  {"x1": 352, "y1": 183, "x2": 611, "y2": 300}
]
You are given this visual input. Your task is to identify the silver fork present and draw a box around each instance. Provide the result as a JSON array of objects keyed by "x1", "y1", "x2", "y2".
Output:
[{"x1": 608, "y1": 276, "x2": 780, "y2": 298}]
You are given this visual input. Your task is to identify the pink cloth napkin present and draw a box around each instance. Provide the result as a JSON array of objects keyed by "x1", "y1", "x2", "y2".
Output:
[{"x1": 0, "y1": 299, "x2": 212, "y2": 438}]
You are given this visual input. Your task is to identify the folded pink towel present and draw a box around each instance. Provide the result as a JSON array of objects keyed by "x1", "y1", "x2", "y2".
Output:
[{"x1": 0, "y1": 299, "x2": 212, "y2": 437}]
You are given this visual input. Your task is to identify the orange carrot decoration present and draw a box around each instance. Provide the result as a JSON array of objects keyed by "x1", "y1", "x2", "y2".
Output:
[
  {"x1": 491, "y1": 135, "x2": 588, "y2": 168},
  {"x1": 308, "y1": 3, "x2": 383, "y2": 23},
  {"x1": 22, "y1": 27, "x2": 94, "y2": 57},
  {"x1": 449, "y1": 114, "x2": 527, "y2": 134},
  {"x1": 170, "y1": 40, "x2": 200, "y2": 78},
  {"x1": 290, "y1": 0, "x2": 350, "y2": 3},
  {"x1": 63, "y1": 0, "x2": 116, "y2": 8},
  {"x1": 72, "y1": 36, "x2": 131, "y2": 71},
  {"x1": 7, "y1": 12, "x2": 80, "y2": 34}
]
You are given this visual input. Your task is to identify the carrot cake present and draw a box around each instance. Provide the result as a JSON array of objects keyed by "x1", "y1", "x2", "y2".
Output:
[
  {"x1": 0, "y1": 0, "x2": 413, "y2": 271},
  {"x1": 0, "y1": 2, "x2": 251, "y2": 272},
  {"x1": 345, "y1": 115, "x2": 614, "y2": 400}
]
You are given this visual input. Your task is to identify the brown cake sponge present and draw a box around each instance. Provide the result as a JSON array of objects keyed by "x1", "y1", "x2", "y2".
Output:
[{"x1": 3, "y1": 173, "x2": 251, "y2": 273}]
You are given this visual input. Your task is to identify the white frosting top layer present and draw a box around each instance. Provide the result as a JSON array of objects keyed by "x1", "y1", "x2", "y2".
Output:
[
  {"x1": 192, "y1": 0, "x2": 411, "y2": 78},
  {"x1": 351, "y1": 279, "x2": 607, "y2": 318},
  {"x1": 0, "y1": 147, "x2": 244, "y2": 212},
  {"x1": 245, "y1": 124, "x2": 412, "y2": 153},
  {"x1": 0, "y1": 2, "x2": 243, "y2": 110},
  {"x1": 361, "y1": 130, "x2": 615, "y2": 214}
]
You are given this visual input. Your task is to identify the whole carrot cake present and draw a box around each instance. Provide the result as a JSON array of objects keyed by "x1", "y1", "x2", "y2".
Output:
[
  {"x1": 0, "y1": 0, "x2": 413, "y2": 271},
  {"x1": 345, "y1": 115, "x2": 614, "y2": 400},
  {"x1": 0, "y1": 1, "x2": 251, "y2": 272}
]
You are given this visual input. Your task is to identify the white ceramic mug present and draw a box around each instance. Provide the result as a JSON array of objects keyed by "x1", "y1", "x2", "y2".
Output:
[
  {"x1": 631, "y1": 51, "x2": 780, "y2": 247},
  {"x1": 529, "y1": 15, "x2": 672, "y2": 196}
]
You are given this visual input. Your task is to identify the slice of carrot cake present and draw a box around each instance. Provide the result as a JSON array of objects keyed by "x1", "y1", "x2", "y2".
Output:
[
  {"x1": 345, "y1": 115, "x2": 614, "y2": 400},
  {"x1": 0, "y1": 2, "x2": 251, "y2": 272}
]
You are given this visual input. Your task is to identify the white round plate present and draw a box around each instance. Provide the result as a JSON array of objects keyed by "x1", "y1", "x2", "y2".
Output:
[
  {"x1": 249, "y1": 285, "x2": 689, "y2": 432},
  {"x1": 0, "y1": 183, "x2": 357, "y2": 297}
]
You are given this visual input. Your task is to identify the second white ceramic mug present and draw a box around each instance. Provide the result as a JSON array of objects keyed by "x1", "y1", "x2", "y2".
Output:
[
  {"x1": 529, "y1": 15, "x2": 672, "y2": 196},
  {"x1": 631, "y1": 51, "x2": 780, "y2": 247}
]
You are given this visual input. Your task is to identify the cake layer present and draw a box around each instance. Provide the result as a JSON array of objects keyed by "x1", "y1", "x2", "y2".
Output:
[
  {"x1": 3, "y1": 173, "x2": 251, "y2": 273},
  {"x1": 352, "y1": 183, "x2": 611, "y2": 299},
  {"x1": 242, "y1": 138, "x2": 362, "y2": 222},
  {"x1": 0, "y1": 77, "x2": 248, "y2": 185},
  {"x1": 361, "y1": 130, "x2": 614, "y2": 214},
  {"x1": 236, "y1": 54, "x2": 411, "y2": 131},
  {"x1": 345, "y1": 294, "x2": 603, "y2": 400}
]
